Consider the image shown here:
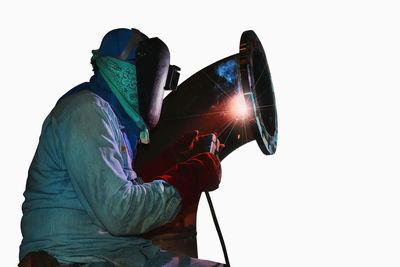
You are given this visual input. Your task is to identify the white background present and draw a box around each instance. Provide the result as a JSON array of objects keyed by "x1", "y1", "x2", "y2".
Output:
[{"x1": 1, "y1": 0, "x2": 400, "y2": 266}]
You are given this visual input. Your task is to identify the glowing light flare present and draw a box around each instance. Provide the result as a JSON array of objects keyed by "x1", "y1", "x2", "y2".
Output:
[{"x1": 229, "y1": 93, "x2": 250, "y2": 120}]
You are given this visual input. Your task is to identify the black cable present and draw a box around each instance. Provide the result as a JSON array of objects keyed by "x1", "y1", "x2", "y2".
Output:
[{"x1": 205, "y1": 191, "x2": 231, "y2": 267}]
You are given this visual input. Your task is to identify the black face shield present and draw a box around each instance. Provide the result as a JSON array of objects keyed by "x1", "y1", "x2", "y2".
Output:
[{"x1": 117, "y1": 29, "x2": 181, "y2": 129}]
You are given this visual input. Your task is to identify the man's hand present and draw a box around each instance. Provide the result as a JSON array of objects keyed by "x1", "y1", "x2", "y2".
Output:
[
  {"x1": 137, "y1": 130, "x2": 223, "y2": 179},
  {"x1": 157, "y1": 152, "x2": 222, "y2": 207},
  {"x1": 171, "y1": 130, "x2": 201, "y2": 162}
]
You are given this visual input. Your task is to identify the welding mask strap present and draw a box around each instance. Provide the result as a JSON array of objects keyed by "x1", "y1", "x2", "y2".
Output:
[{"x1": 116, "y1": 28, "x2": 142, "y2": 61}]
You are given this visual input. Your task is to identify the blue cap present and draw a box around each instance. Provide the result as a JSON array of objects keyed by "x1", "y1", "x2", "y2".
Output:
[{"x1": 99, "y1": 28, "x2": 149, "y2": 63}]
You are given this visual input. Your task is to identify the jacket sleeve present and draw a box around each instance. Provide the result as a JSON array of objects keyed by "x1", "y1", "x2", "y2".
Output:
[{"x1": 58, "y1": 94, "x2": 182, "y2": 236}]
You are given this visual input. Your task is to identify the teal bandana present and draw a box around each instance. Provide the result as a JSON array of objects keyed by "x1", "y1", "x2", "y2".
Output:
[{"x1": 91, "y1": 50, "x2": 149, "y2": 144}]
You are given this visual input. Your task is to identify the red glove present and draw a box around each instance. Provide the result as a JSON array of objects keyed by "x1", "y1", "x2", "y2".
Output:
[
  {"x1": 137, "y1": 130, "x2": 200, "y2": 178},
  {"x1": 141, "y1": 152, "x2": 222, "y2": 208}
]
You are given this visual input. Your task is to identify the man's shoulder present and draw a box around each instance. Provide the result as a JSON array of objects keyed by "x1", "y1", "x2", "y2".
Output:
[
  {"x1": 53, "y1": 90, "x2": 113, "y2": 117},
  {"x1": 50, "y1": 90, "x2": 121, "y2": 129},
  {"x1": 57, "y1": 90, "x2": 110, "y2": 111}
]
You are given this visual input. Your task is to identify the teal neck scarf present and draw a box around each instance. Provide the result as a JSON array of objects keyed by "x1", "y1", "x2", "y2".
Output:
[{"x1": 91, "y1": 50, "x2": 149, "y2": 144}]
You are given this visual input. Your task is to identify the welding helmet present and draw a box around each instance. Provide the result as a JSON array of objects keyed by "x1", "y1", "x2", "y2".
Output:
[{"x1": 97, "y1": 28, "x2": 180, "y2": 129}]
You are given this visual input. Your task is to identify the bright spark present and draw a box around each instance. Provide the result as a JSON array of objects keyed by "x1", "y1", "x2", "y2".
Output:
[{"x1": 230, "y1": 94, "x2": 249, "y2": 119}]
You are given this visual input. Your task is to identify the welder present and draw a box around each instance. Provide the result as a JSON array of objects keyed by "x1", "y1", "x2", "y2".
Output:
[{"x1": 19, "y1": 28, "x2": 224, "y2": 267}]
